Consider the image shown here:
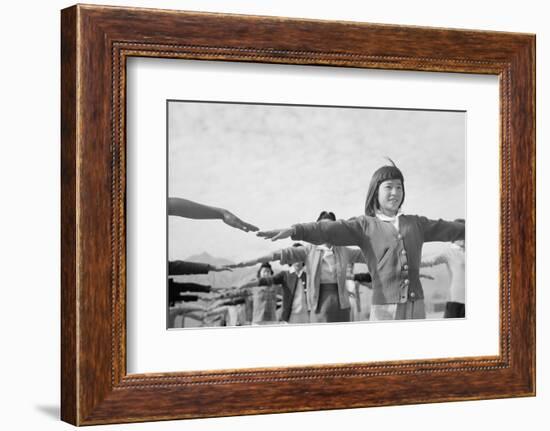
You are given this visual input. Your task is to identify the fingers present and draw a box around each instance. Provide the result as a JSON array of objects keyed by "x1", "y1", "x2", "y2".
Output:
[
  {"x1": 224, "y1": 211, "x2": 259, "y2": 233},
  {"x1": 230, "y1": 218, "x2": 255, "y2": 232},
  {"x1": 238, "y1": 220, "x2": 259, "y2": 232},
  {"x1": 256, "y1": 230, "x2": 277, "y2": 239},
  {"x1": 271, "y1": 231, "x2": 287, "y2": 241},
  {"x1": 256, "y1": 229, "x2": 288, "y2": 241}
]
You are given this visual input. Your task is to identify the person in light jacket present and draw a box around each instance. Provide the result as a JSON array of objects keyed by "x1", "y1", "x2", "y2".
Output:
[
  {"x1": 232, "y1": 211, "x2": 366, "y2": 323},
  {"x1": 256, "y1": 160, "x2": 465, "y2": 321},
  {"x1": 421, "y1": 219, "x2": 466, "y2": 318}
]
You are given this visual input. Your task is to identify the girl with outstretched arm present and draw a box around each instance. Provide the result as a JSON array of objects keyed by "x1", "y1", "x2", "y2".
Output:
[{"x1": 257, "y1": 161, "x2": 464, "y2": 321}]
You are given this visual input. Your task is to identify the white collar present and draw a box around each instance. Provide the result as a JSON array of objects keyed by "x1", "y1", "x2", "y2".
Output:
[
  {"x1": 375, "y1": 211, "x2": 401, "y2": 222},
  {"x1": 376, "y1": 211, "x2": 401, "y2": 230}
]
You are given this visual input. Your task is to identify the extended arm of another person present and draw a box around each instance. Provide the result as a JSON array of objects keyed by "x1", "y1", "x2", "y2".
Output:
[
  {"x1": 420, "y1": 252, "x2": 448, "y2": 268},
  {"x1": 257, "y1": 217, "x2": 367, "y2": 246},
  {"x1": 229, "y1": 244, "x2": 308, "y2": 269},
  {"x1": 185, "y1": 311, "x2": 205, "y2": 322},
  {"x1": 169, "y1": 260, "x2": 232, "y2": 275},
  {"x1": 227, "y1": 250, "x2": 282, "y2": 269},
  {"x1": 168, "y1": 197, "x2": 259, "y2": 232},
  {"x1": 205, "y1": 305, "x2": 230, "y2": 320},
  {"x1": 168, "y1": 303, "x2": 207, "y2": 326},
  {"x1": 238, "y1": 271, "x2": 286, "y2": 289}
]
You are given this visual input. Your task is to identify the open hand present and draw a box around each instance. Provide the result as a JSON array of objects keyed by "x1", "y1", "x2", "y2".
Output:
[
  {"x1": 221, "y1": 209, "x2": 259, "y2": 232},
  {"x1": 256, "y1": 228, "x2": 294, "y2": 241}
]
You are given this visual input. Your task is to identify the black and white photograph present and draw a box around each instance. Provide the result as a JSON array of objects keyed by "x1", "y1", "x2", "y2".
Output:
[
  {"x1": 3, "y1": 0, "x2": 542, "y2": 429},
  {"x1": 167, "y1": 101, "x2": 466, "y2": 329}
]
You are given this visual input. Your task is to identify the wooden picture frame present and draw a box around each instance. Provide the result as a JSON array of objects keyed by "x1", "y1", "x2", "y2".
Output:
[{"x1": 61, "y1": 4, "x2": 535, "y2": 425}]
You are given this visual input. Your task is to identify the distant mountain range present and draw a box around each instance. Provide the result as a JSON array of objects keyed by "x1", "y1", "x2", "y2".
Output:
[{"x1": 185, "y1": 252, "x2": 234, "y2": 267}]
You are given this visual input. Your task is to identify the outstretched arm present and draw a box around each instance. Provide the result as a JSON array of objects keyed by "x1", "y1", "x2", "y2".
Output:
[
  {"x1": 228, "y1": 251, "x2": 283, "y2": 269},
  {"x1": 204, "y1": 306, "x2": 230, "y2": 324},
  {"x1": 209, "y1": 265, "x2": 233, "y2": 272},
  {"x1": 168, "y1": 197, "x2": 259, "y2": 232},
  {"x1": 169, "y1": 260, "x2": 232, "y2": 275},
  {"x1": 258, "y1": 217, "x2": 367, "y2": 247},
  {"x1": 420, "y1": 253, "x2": 448, "y2": 268},
  {"x1": 238, "y1": 272, "x2": 285, "y2": 290},
  {"x1": 238, "y1": 278, "x2": 266, "y2": 290},
  {"x1": 170, "y1": 303, "x2": 206, "y2": 314},
  {"x1": 419, "y1": 216, "x2": 465, "y2": 243},
  {"x1": 256, "y1": 227, "x2": 296, "y2": 242},
  {"x1": 168, "y1": 303, "x2": 206, "y2": 327}
]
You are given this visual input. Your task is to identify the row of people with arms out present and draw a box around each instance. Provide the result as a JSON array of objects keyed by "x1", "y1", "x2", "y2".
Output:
[{"x1": 167, "y1": 159, "x2": 466, "y2": 327}]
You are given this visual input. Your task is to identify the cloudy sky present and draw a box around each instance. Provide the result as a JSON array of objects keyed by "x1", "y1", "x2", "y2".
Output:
[{"x1": 168, "y1": 101, "x2": 465, "y2": 263}]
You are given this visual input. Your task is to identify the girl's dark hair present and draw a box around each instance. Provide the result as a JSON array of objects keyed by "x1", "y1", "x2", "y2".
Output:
[
  {"x1": 317, "y1": 211, "x2": 336, "y2": 222},
  {"x1": 364, "y1": 158, "x2": 405, "y2": 216},
  {"x1": 257, "y1": 262, "x2": 274, "y2": 278}
]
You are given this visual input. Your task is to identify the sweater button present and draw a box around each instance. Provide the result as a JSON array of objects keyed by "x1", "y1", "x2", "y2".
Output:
[
  {"x1": 404, "y1": 279, "x2": 409, "y2": 285},
  {"x1": 401, "y1": 250, "x2": 407, "y2": 255},
  {"x1": 410, "y1": 292, "x2": 416, "y2": 298},
  {"x1": 403, "y1": 264, "x2": 409, "y2": 270}
]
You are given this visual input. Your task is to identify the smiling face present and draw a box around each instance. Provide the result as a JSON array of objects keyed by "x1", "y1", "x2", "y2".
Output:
[{"x1": 377, "y1": 179, "x2": 404, "y2": 216}]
